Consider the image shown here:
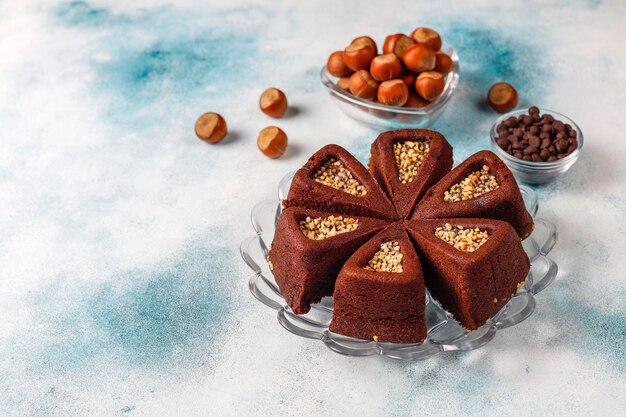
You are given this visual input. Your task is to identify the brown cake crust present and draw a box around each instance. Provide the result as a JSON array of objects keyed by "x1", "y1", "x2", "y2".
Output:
[
  {"x1": 329, "y1": 223, "x2": 427, "y2": 343},
  {"x1": 269, "y1": 207, "x2": 388, "y2": 314},
  {"x1": 405, "y1": 218, "x2": 531, "y2": 330},
  {"x1": 369, "y1": 129, "x2": 453, "y2": 219},
  {"x1": 411, "y1": 150, "x2": 534, "y2": 238},
  {"x1": 284, "y1": 144, "x2": 398, "y2": 221}
]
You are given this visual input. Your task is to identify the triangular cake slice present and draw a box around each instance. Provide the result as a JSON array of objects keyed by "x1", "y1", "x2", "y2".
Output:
[
  {"x1": 411, "y1": 150, "x2": 534, "y2": 238},
  {"x1": 284, "y1": 144, "x2": 398, "y2": 221},
  {"x1": 406, "y1": 218, "x2": 530, "y2": 330},
  {"x1": 329, "y1": 223, "x2": 427, "y2": 343},
  {"x1": 369, "y1": 129, "x2": 453, "y2": 219},
  {"x1": 268, "y1": 207, "x2": 388, "y2": 314}
]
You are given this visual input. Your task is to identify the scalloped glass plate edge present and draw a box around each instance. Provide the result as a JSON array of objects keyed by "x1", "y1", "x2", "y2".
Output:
[{"x1": 242, "y1": 176, "x2": 559, "y2": 360}]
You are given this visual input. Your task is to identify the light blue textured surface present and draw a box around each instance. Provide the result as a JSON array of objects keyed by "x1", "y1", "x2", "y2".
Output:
[{"x1": 1, "y1": 1, "x2": 625, "y2": 416}]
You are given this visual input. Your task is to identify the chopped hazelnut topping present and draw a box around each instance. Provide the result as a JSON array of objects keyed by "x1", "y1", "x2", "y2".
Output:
[
  {"x1": 299, "y1": 215, "x2": 359, "y2": 240},
  {"x1": 364, "y1": 241, "x2": 404, "y2": 273},
  {"x1": 435, "y1": 223, "x2": 490, "y2": 252},
  {"x1": 313, "y1": 158, "x2": 367, "y2": 196},
  {"x1": 393, "y1": 140, "x2": 430, "y2": 184},
  {"x1": 493, "y1": 297, "x2": 498, "y2": 303},
  {"x1": 443, "y1": 165, "x2": 499, "y2": 202},
  {"x1": 373, "y1": 335, "x2": 379, "y2": 342}
]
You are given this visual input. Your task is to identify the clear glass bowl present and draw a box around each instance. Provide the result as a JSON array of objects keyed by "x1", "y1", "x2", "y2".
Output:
[
  {"x1": 240, "y1": 172, "x2": 558, "y2": 361},
  {"x1": 320, "y1": 44, "x2": 460, "y2": 130},
  {"x1": 490, "y1": 108, "x2": 584, "y2": 184}
]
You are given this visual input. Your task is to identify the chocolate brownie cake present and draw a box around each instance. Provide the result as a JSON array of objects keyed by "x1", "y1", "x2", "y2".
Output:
[
  {"x1": 406, "y1": 218, "x2": 530, "y2": 330},
  {"x1": 284, "y1": 144, "x2": 398, "y2": 221},
  {"x1": 369, "y1": 129, "x2": 453, "y2": 219},
  {"x1": 267, "y1": 130, "x2": 536, "y2": 342},
  {"x1": 411, "y1": 150, "x2": 534, "y2": 238},
  {"x1": 269, "y1": 207, "x2": 388, "y2": 314},
  {"x1": 330, "y1": 223, "x2": 427, "y2": 343}
]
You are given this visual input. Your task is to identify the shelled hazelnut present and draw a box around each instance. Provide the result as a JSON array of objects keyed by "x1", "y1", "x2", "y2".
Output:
[
  {"x1": 410, "y1": 27, "x2": 442, "y2": 51},
  {"x1": 402, "y1": 43, "x2": 436, "y2": 73},
  {"x1": 415, "y1": 71, "x2": 445, "y2": 101},
  {"x1": 344, "y1": 38, "x2": 377, "y2": 71},
  {"x1": 377, "y1": 79, "x2": 409, "y2": 106},
  {"x1": 327, "y1": 51, "x2": 353, "y2": 77},
  {"x1": 383, "y1": 34, "x2": 415, "y2": 58},
  {"x1": 258, "y1": 126, "x2": 288, "y2": 158},
  {"x1": 195, "y1": 112, "x2": 228, "y2": 144},
  {"x1": 349, "y1": 70, "x2": 379, "y2": 100},
  {"x1": 370, "y1": 54, "x2": 402, "y2": 81},
  {"x1": 434, "y1": 52, "x2": 454, "y2": 75},
  {"x1": 260, "y1": 88, "x2": 288, "y2": 118},
  {"x1": 404, "y1": 92, "x2": 429, "y2": 108},
  {"x1": 488, "y1": 82, "x2": 518, "y2": 113},
  {"x1": 398, "y1": 71, "x2": 416, "y2": 87},
  {"x1": 337, "y1": 77, "x2": 351, "y2": 91}
]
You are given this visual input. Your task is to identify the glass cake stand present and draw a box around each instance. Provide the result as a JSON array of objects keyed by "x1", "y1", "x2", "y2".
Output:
[{"x1": 241, "y1": 172, "x2": 558, "y2": 360}]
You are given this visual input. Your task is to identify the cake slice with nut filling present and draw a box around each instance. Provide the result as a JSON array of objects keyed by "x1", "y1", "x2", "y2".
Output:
[
  {"x1": 411, "y1": 150, "x2": 534, "y2": 238},
  {"x1": 369, "y1": 129, "x2": 453, "y2": 219},
  {"x1": 284, "y1": 144, "x2": 398, "y2": 221},
  {"x1": 330, "y1": 223, "x2": 427, "y2": 344},
  {"x1": 269, "y1": 207, "x2": 388, "y2": 314},
  {"x1": 406, "y1": 218, "x2": 530, "y2": 330}
]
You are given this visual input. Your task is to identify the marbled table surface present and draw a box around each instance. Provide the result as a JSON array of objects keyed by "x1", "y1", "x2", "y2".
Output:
[{"x1": 1, "y1": 1, "x2": 625, "y2": 416}]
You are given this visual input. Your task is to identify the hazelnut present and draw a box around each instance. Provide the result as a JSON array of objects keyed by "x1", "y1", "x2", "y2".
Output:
[
  {"x1": 260, "y1": 88, "x2": 288, "y2": 118},
  {"x1": 337, "y1": 77, "x2": 351, "y2": 91},
  {"x1": 195, "y1": 112, "x2": 227, "y2": 144},
  {"x1": 370, "y1": 54, "x2": 402, "y2": 81},
  {"x1": 377, "y1": 79, "x2": 409, "y2": 107},
  {"x1": 351, "y1": 36, "x2": 378, "y2": 53},
  {"x1": 326, "y1": 51, "x2": 353, "y2": 77},
  {"x1": 382, "y1": 34, "x2": 416, "y2": 59},
  {"x1": 410, "y1": 27, "x2": 442, "y2": 51},
  {"x1": 258, "y1": 126, "x2": 288, "y2": 158},
  {"x1": 349, "y1": 70, "x2": 379, "y2": 100},
  {"x1": 401, "y1": 43, "x2": 436, "y2": 73},
  {"x1": 343, "y1": 38, "x2": 377, "y2": 71},
  {"x1": 488, "y1": 82, "x2": 519, "y2": 113},
  {"x1": 404, "y1": 92, "x2": 429, "y2": 108},
  {"x1": 398, "y1": 71, "x2": 416, "y2": 88},
  {"x1": 434, "y1": 52, "x2": 454, "y2": 76},
  {"x1": 415, "y1": 71, "x2": 445, "y2": 101}
]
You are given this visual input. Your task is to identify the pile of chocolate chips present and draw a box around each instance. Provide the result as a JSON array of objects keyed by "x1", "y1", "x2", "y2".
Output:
[{"x1": 495, "y1": 106, "x2": 578, "y2": 162}]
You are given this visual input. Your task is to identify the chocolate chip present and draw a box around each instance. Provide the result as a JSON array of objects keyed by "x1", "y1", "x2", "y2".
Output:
[
  {"x1": 540, "y1": 138, "x2": 551, "y2": 149},
  {"x1": 555, "y1": 132, "x2": 567, "y2": 140},
  {"x1": 556, "y1": 139, "x2": 569, "y2": 153},
  {"x1": 497, "y1": 137, "x2": 510, "y2": 148},
  {"x1": 541, "y1": 124, "x2": 553, "y2": 133},
  {"x1": 531, "y1": 154, "x2": 542, "y2": 162},
  {"x1": 567, "y1": 144, "x2": 577, "y2": 154},
  {"x1": 548, "y1": 145, "x2": 556, "y2": 154},
  {"x1": 529, "y1": 136, "x2": 540, "y2": 148},
  {"x1": 529, "y1": 125, "x2": 540, "y2": 135},
  {"x1": 540, "y1": 149, "x2": 550, "y2": 160},
  {"x1": 547, "y1": 155, "x2": 557, "y2": 161},
  {"x1": 523, "y1": 155, "x2": 532, "y2": 161},
  {"x1": 514, "y1": 151, "x2": 523, "y2": 159},
  {"x1": 524, "y1": 146, "x2": 538, "y2": 155},
  {"x1": 529, "y1": 106, "x2": 539, "y2": 115}
]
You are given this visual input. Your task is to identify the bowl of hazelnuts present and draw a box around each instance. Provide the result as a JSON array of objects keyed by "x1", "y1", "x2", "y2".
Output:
[{"x1": 321, "y1": 27, "x2": 459, "y2": 129}]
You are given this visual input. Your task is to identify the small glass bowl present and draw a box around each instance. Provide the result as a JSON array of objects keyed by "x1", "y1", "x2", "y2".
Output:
[
  {"x1": 320, "y1": 44, "x2": 460, "y2": 130},
  {"x1": 490, "y1": 108, "x2": 584, "y2": 184}
]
